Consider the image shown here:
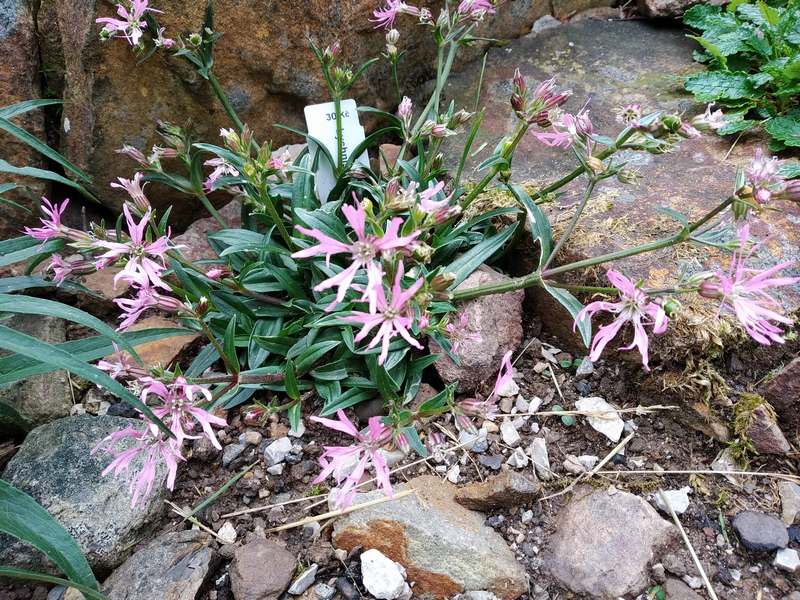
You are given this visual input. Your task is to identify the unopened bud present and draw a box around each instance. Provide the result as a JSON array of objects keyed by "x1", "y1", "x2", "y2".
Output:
[
  {"x1": 513, "y1": 68, "x2": 526, "y2": 94},
  {"x1": 188, "y1": 32, "x2": 202, "y2": 46},
  {"x1": 394, "y1": 432, "x2": 411, "y2": 454},
  {"x1": 661, "y1": 298, "x2": 681, "y2": 316},
  {"x1": 412, "y1": 241, "x2": 434, "y2": 263},
  {"x1": 698, "y1": 279, "x2": 722, "y2": 300},
  {"x1": 386, "y1": 29, "x2": 400, "y2": 45},
  {"x1": 510, "y1": 93, "x2": 525, "y2": 113},
  {"x1": 777, "y1": 179, "x2": 800, "y2": 203},
  {"x1": 586, "y1": 156, "x2": 605, "y2": 174}
]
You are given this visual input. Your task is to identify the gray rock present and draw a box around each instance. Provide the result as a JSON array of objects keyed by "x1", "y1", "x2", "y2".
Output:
[
  {"x1": 763, "y1": 357, "x2": 800, "y2": 435},
  {"x1": 531, "y1": 14, "x2": 561, "y2": 34},
  {"x1": 653, "y1": 487, "x2": 692, "y2": 516},
  {"x1": 732, "y1": 511, "x2": 789, "y2": 552},
  {"x1": 779, "y1": 481, "x2": 800, "y2": 525},
  {"x1": 529, "y1": 438, "x2": 552, "y2": 480},
  {"x1": 479, "y1": 454, "x2": 503, "y2": 471},
  {"x1": 574, "y1": 358, "x2": 594, "y2": 379},
  {"x1": 102, "y1": 530, "x2": 216, "y2": 600},
  {"x1": 0, "y1": 415, "x2": 166, "y2": 572},
  {"x1": 0, "y1": 315, "x2": 71, "y2": 430},
  {"x1": 222, "y1": 442, "x2": 246, "y2": 467},
  {"x1": 500, "y1": 419, "x2": 521, "y2": 447},
  {"x1": 333, "y1": 475, "x2": 527, "y2": 598},
  {"x1": 663, "y1": 578, "x2": 702, "y2": 600},
  {"x1": 264, "y1": 437, "x2": 293, "y2": 466},
  {"x1": 430, "y1": 265, "x2": 524, "y2": 392},
  {"x1": 455, "y1": 470, "x2": 540, "y2": 511},
  {"x1": 288, "y1": 563, "x2": 318, "y2": 595},
  {"x1": 230, "y1": 538, "x2": 296, "y2": 600},
  {"x1": 314, "y1": 583, "x2": 336, "y2": 600},
  {"x1": 545, "y1": 487, "x2": 676, "y2": 598},
  {"x1": 774, "y1": 548, "x2": 800, "y2": 573}
]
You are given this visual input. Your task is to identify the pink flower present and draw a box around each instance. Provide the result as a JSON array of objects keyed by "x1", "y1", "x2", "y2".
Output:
[
  {"x1": 93, "y1": 204, "x2": 173, "y2": 290},
  {"x1": 417, "y1": 181, "x2": 462, "y2": 223},
  {"x1": 203, "y1": 158, "x2": 240, "y2": 192},
  {"x1": 344, "y1": 262, "x2": 424, "y2": 365},
  {"x1": 445, "y1": 311, "x2": 481, "y2": 354},
  {"x1": 154, "y1": 27, "x2": 174, "y2": 48},
  {"x1": 141, "y1": 377, "x2": 226, "y2": 448},
  {"x1": 268, "y1": 149, "x2": 292, "y2": 173},
  {"x1": 291, "y1": 200, "x2": 420, "y2": 312},
  {"x1": 372, "y1": 0, "x2": 421, "y2": 29},
  {"x1": 48, "y1": 254, "x2": 94, "y2": 285},
  {"x1": 692, "y1": 104, "x2": 725, "y2": 132},
  {"x1": 310, "y1": 410, "x2": 392, "y2": 508},
  {"x1": 96, "y1": 1, "x2": 156, "y2": 46},
  {"x1": 699, "y1": 234, "x2": 800, "y2": 345},
  {"x1": 746, "y1": 147, "x2": 783, "y2": 204},
  {"x1": 92, "y1": 421, "x2": 184, "y2": 507},
  {"x1": 116, "y1": 144, "x2": 148, "y2": 166},
  {"x1": 457, "y1": 0, "x2": 495, "y2": 20},
  {"x1": 489, "y1": 350, "x2": 514, "y2": 400},
  {"x1": 114, "y1": 285, "x2": 184, "y2": 330},
  {"x1": 615, "y1": 103, "x2": 642, "y2": 127},
  {"x1": 23, "y1": 197, "x2": 69, "y2": 241},
  {"x1": 111, "y1": 173, "x2": 150, "y2": 214},
  {"x1": 97, "y1": 344, "x2": 148, "y2": 380},
  {"x1": 576, "y1": 270, "x2": 668, "y2": 370},
  {"x1": 398, "y1": 96, "x2": 413, "y2": 130}
]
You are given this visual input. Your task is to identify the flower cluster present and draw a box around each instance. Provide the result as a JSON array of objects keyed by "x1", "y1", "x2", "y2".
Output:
[{"x1": 96, "y1": 1, "x2": 173, "y2": 48}]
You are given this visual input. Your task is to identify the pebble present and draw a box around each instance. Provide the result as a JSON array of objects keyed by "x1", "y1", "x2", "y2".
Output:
[
  {"x1": 577, "y1": 455, "x2": 598, "y2": 470},
  {"x1": 653, "y1": 487, "x2": 692, "y2": 515},
  {"x1": 459, "y1": 428, "x2": 488, "y2": 453},
  {"x1": 573, "y1": 380, "x2": 592, "y2": 395},
  {"x1": 575, "y1": 358, "x2": 594, "y2": 378},
  {"x1": 486, "y1": 515, "x2": 505, "y2": 528},
  {"x1": 479, "y1": 454, "x2": 503, "y2": 470},
  {"x1": 521, "y1": 509, "x2": 534, "y2": 524},
  {"x1": 360, "y1": 548, "x2": 411, "y2": 600},
  {"x1": 315, "y1": 583, "x2": 336, "y2": 600},
  {"x1": 447, "y1": 464, "x2": 461, "y2": 483},
  {"x1": 241, "y1": 430, "x2": 263, "y2": 446},
  {"x1": 506, "y1": 447, "x2": 529, "y2": 468},
  {"x1": 575, "y1": 396, "x2": 624, "y2": 442},
  {"x1": 335, "y1": 577, "x2": 359, "y2": 600},
  {"x1": 264, "y1": 437, "x2": 293, "y2": 466},
  {"x1": 222, "y1": 443, "x2": 246, "y2": 467},
  {"x1": 217, "y1": 521, "x2": 237, "y2": 545},
  {"x1": 267, "y1": 464, "x2": 285, "y2": 476},
  {"x1": 288, "y1": 563, "x2": 318, "y2": 595},
  {"x1": 482, "y1": 421, "x2": 499, "y2": 433},
  {"x1": 515, "y1": 396, "x2": 529, "y2": 412},
  {"x1": 732, "y1": 511, "x2": 789, "y2": 551},
  {"x1": 779, "y1": 481, "x2": 800, "y2": 525},
  {"x1": 500, "y1": 419, "x2": 521, "y2": 447},
  {"x1": 774, "y1": 548, "x2": 800, "y2": 573},
  {"x1": 563, "y1": 455, "x2": 585, "y2": 474},
  {"x1": 529, "y1": 438, "x2": 552, "y2": 480}
]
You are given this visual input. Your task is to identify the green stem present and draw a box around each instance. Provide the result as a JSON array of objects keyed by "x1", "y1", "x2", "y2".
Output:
[
  {"x1": 334, "y1": 95, "x2": 344, "y2": 174},
  {"x1": 193, "y1": 372, "x2": 285, "y2": 385},
  {"x1": 197, "y1": 318, "x2": 236, "y2": 375},
  {"x1": 193, "y1": 184, "x2": 228, "y2": 228},
  {"x1": 259, "y1": 186, "x2": 295, "y2": 250},
  {"x1": 542, "y1": 178, "x2": 597, "y2": 271},
  {"x1": 208, "y1": 72, "x2": 246, "y2": 134}
]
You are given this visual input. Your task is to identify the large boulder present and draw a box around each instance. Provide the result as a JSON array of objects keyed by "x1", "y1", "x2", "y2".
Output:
[
  {"x1": 439, "y1": 19, "x2": 800, "y2": 347},
  {"x1": 102, "y1": 530, "x2": 217, "y2": 600},
  {"x1": 0, "y1": 315, "x2": 71, "y2": 431},
  {"x1": 544, "y1": 487, "x2": 676, "y2": 598},
  {"x1": 333, "y1": 475, "x2": 528, "y2": 599},
  {"x1": 430, "y1": 264, "x2": 524, "y2": 392},
  {"x1": 36, "y1": 0, "x2": 560, "y2": 227},
  {"x1": 0, "y1": 0, "x2": 46, "y2": 239},
  {"x1": 762, "y1": 357, "x2": 800, "y2": 436},
  {"x1": 0, "y1": 415, "x2": 167, "y2": 573}
]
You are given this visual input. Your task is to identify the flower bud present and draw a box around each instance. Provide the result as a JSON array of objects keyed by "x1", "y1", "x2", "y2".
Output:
[
  {"x1": 732, "y1": 195, "x2": 752, "y2": 222},
  {"x1": 513, "y1": 68, "x2": 526, "y2": 94},
  {"x1": 777, "y1": 179, "x2": 800, "y2": 203},
  {"x1": 510, "y1": 93, "x2": 525, "y2": 114},
  {"x1": 661, "y1": 298, "x2": 681, "y2": 316},
  {"x1": 412, "y1": 241, "x2": 434, "y2": 263},
  {"x1": 430, "y1": 272, "x2": 456, "y2": 292},
  {"x1": 451, "y1": 109, "x2": 474, "y2": 127},
  {"x1": 698, "y1": 279, "x2": 722, "y2": 300},
  {"x1": 456, "y1": 414, "x2": 478, "y2": 434},
  {"x1": 660, "y1": 114, "x2": 682, "y2": 132},
  {"x1": 188, "y1": 32, "x2": 202, "y2": 47},
  {"x1": 586, "y1": 156, "x2": 605, "y2": 174},
  {"x1": 116, "y1": 144, "x2": 148, "y2": 166},
  {"x1": 394, "y1": 432, "x2": 411, "y2": 454},
  {"x1": 386, "y1": 29, "x2": 400, "y2": 45},
  {"x1": 617, "y1": 168, "x2": 640, "y2": 185}
]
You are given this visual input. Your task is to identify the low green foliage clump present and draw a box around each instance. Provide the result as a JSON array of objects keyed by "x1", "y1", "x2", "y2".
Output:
[{"x1": 684, "y1": 0, "x2": 800, "y2": 151}]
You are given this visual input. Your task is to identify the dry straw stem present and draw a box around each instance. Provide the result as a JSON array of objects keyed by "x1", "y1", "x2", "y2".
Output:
[
  {"x1": 596, "y1": 469, "x2": 800, "y2": 485},
  {"x1": 265, "y1": 488, "x2": 417, "y2": 533},
  {"x1": 166, "y1": 500, "x2": 227, "y2": 542},
  {"x1": 503, "y1": 404, "x2": 677, "y2": 419},
  {"x1": 658, "y1": 489, "x2": 719, "y2": 600}
]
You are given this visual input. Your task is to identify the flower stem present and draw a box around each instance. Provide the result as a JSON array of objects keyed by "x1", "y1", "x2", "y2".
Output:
[
  {"x1": 208, "y1": 72, "x2": 246, "y2": 134},
  {"x1": 334, "y1": 95, "x2": 345, "y2": 174},
  {"x1": 542, "y1": 178, "x2": 597, "y2": 271}
]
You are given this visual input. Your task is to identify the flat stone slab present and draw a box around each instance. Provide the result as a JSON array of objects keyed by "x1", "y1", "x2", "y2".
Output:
[{"x1": 441, "y1": 19, "x2": 800, "y2": 340}]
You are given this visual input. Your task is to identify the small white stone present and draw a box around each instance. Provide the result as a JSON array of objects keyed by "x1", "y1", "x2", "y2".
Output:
[
  {"x1": 774, "y1": 548, "x2": 800, "y2": 573},
  {"x1": 289, "y1": 419, "x2": 306, "y2": 438},
  {"x1": 267, "y1": 464, "x2": 284, "y2": 476},
  {"x1": 500, "y1": 419, "x2": 521, "y2": 447},
  {"x1": 496, "y1": 377, "x2": 519, "y2": 398},
  {"x1": 288, "y1": 563, "x2": 318, "y2": 595},
  {"x1": 243, "y1": 430, "x2": 263, "y2": 445},
  {"x1": 361, "y1": 549, "x2": 410, "y2": 600},
  {"x1": 446, "y1": 464, "x2": 460, "y2": 483},
  {"x1": 506, "y1": 447, "x2": 529, "y2": 468},
  {"x1": 577, "y1": 455, "x2": 599, "y2": 470},
  {"x1": 653, "y1": 487, "x2": 692, "y2": 515},
  {"x1": 515, "y1": 396, "x2": 530, "y2": 412},
  {"x1": 521, "y1": 509, "x2": 534, "y2": 524},
  {"x1": 563, "y1": 455, "x2": 585, "y2": 474},
  {"x1": 575, "y1": 396, "x2": 624, "y2": 442},
  {"x1": 683, "y1": 575, "x2": 702, "y2": 589},
  {"x1": 458, "y1": 428, "x2": 487, "y2": 452},
  {"x1": 528, "y1": 396, "x2": 543, "y2": 413},
  {"x1": 217, "y1": 521, "x2": 237, "y2": 545},
  {"x1": 264, "y1": 436, "x2": 293, "y2": 466},
  {"x1": 529, "y1": 438, "x2": 552, "y2": 480}
]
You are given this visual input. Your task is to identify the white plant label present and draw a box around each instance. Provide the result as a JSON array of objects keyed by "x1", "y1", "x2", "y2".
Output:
[{"x1": 304, "y1": 99, "x2": 369, "y2": 202}]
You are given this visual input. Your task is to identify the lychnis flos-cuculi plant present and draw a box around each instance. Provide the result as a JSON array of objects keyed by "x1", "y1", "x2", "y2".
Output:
[{"x1": 19, "y1": 0, "x2": 799, "y2": 509}]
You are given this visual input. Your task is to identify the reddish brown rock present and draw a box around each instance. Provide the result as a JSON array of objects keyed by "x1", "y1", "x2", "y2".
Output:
[
  {"x1": 0, "y1": 0, "x2": 47, "y2": 239},
  {"x1": 333, "y1": 475, "x2": 527, "y2": 599},
  {"x1": 229, "y1": 538, "x2": 296, "y2": 600},
  {"x1": 109, "y1": 315, "x2": 199, "y2": 369},
  {"x1": 172, "y1": 199, "x2": 242, "y2": 263},
  {"x1": 762, "y1": 357, "x2": 800, "y2": 435},
  {"x1": 430, "y1": 264, "x2": 524, "y2": 392},
  {"x1": 552, "y1": 0, "x2": 616, "y2": 19},
  {"x1": 637, "y1": 0, "x2": 725, "y2": 18},
  {"x1": 745, "y1": 403, "x2": 791, "y2": 455},
  {"x1": 454, "y1": 470, "x2": 540, "y2": 511}
]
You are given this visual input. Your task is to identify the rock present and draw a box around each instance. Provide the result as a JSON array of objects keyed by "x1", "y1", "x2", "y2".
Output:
[
  {"x1": 264, "y1": 437, "x2": 293, "y2": 466},
  {"x1": 333, "y1": 475, "x2": 527, "y2": 599},
  {"x1": 0, "y1": 415, "x2": 166, "y2": 572},
  {"x1": 430, "y1": 265, "x2": 523, "y2": 392},
  {"x1": 575, "y1": 397, "x2": 624, "y2": 442},
  {"x1": 779, "y1": 482, "x2": 800, "y2": 525},
  {"x1": 361, "y1": 549, "x2": 411, "y2": 600},
  {"x1": 288, "y1": 563, "x2": 318, "y2": 595},
  {"x1": 653, "y1": 487, "x2": 692, "y2": 516},
  {"x1": 479, "y1": 454, "x2": 503, "y2": 471},
  {"x1": 531, "y1": 15, "x2": 561, "y2": 34},
  {"x1": 576, "y1": 455, "x2": 598, "y2": 470},
  {"x1": 545, "y1": 487, "x2": 676, "y2": 598},
  {"x1": 732, "y1": 511, "x2": 789, "y2": 552},
  {"x1": 529, "y1": 438, "x2": 552, "y2": 480},
  {"x1": 455, "y1": 471, "x2": 540, "y2": 511},
  {"x1": 217, "y1": 521, "x2": 237, "y2": 544},
  {"x1": 0, "y1": 315, "x2": 70, "y2": 429},
  {"x1": 172, "y1": 200, "x2": 244, "y2": 261},
  {"x1": 763, "y1": 358, "x2": 800, "y2": 435},
  {"x1": 222, "y1": 443, "x2": 246, "y2": 468},
  {"x1": 506, "y1": 447, "x2": 529, "y2": 469},
  {"x1": 499, "y1": 419, "x2": 521, "y2": 447},
  {"x1": 230, "y1": 539, "x2": 296, "y2": 600},
  {"x1": 0, "y1": 0, "x2": 46, "y2": 239},
  {"x1": 774, "y1": 548, "x2": 800, "y2": 573},
  {"x1": 552, "y1": 0, "x2": 615, "y2": 18},
  {"x1": 458, "y1": 428, "x2": 488, "y2": 453},
  {"x1": 563, "y1": 455, "x2": 585, "y2": 474},
  {"x1": 101, "y1": 530, "x2": 216, "y2": 600},
  {"x1": 37, "y1": 3, "x2": 554, "y2": 226},
  {"x1": 663, "y1": 578, "x2": 702, "y2": 600},
  {"x1": 314, "y1": 583, "x2": 335, "y2": 600},
  {"x1": 242, "y1": 430, "x2": 263, "y2": 446},
  {"x1": 575, "y1": 358, "x2": 594, "y2": 379},
  {"x1": 637, "y1": 0, "x2": 724, "y2": 18},
  {"x1": 745, "y1": 404, "x2": 791, "y2": 455},
  {"x1": 440, "y1": 18, "x2": 800, "y2": 355},
  {"x1": 106, "y1": 315, "x2": 200, "y2": 369}
]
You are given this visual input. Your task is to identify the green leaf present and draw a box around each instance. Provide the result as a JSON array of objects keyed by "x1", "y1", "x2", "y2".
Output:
[
  {"x1": 447, "y1": 223, "x2": 518, "y2": 288},
  {"x1": 552, "y1": 404, "x2": 576, "y2": 426},
  {"x1": 684, "y1": 3, "x2": 723, "y2": 29},
  {"x1": 778, "y1": 162, "x2": 800, "y2": 178},
  {"x1": 284, "y1": 359, "x2": 300, "y2": 401},
  {"x1": 0, "y1": 567, "x2": 107, "y2": 600},
  {"x1": 0, "y1": 98, "x2": 62, "y2": 119},
  {"x1": 0, "y1": 400, "x2": 30, "y2": 431},
  {"x1": 0, "y1": 480, "x2": 99, "y2": 590},
  {"x1": 544, "y1": 285, "x2": 592, "y2": 348},
  {"x1": 508, "y1": 183, "x2": 552, "y2": 268},
  {"x1": 0, "y1": 294, "x2": 141, "y2": 363},
  {"x1": 0, "y1": 117, "x2": 92, "y2": 183},
  {"x1": 765, "y1": 115, "x2": 800, "y2": 147},
  {"x1": 687, "y1": 35, "x2": 727, "y2": 68},
  {"x1": 321, "y1": 387, "x2": 375, "y2": 415},
  {"x1": 222, "y1": 315, "x2": 241, "y2": 374},
  {"x1": 399, "y1": 426, "x2": 427, "y2": 458},
  {"x1": 0, "y1": 236, "x2": 64, "y2": 268},
  {"x1": 0, "y1": 160, "x2": 96, "y2": 201},
  {"x1": 684, "y1": 71, "x2": 753, "y2": 102},
  {"x1": 0, "y1": 324, "x2": 171, "y2": 438},
  {"x1": 0, "y1": 275, "x2": 94, "y2": 295}
]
